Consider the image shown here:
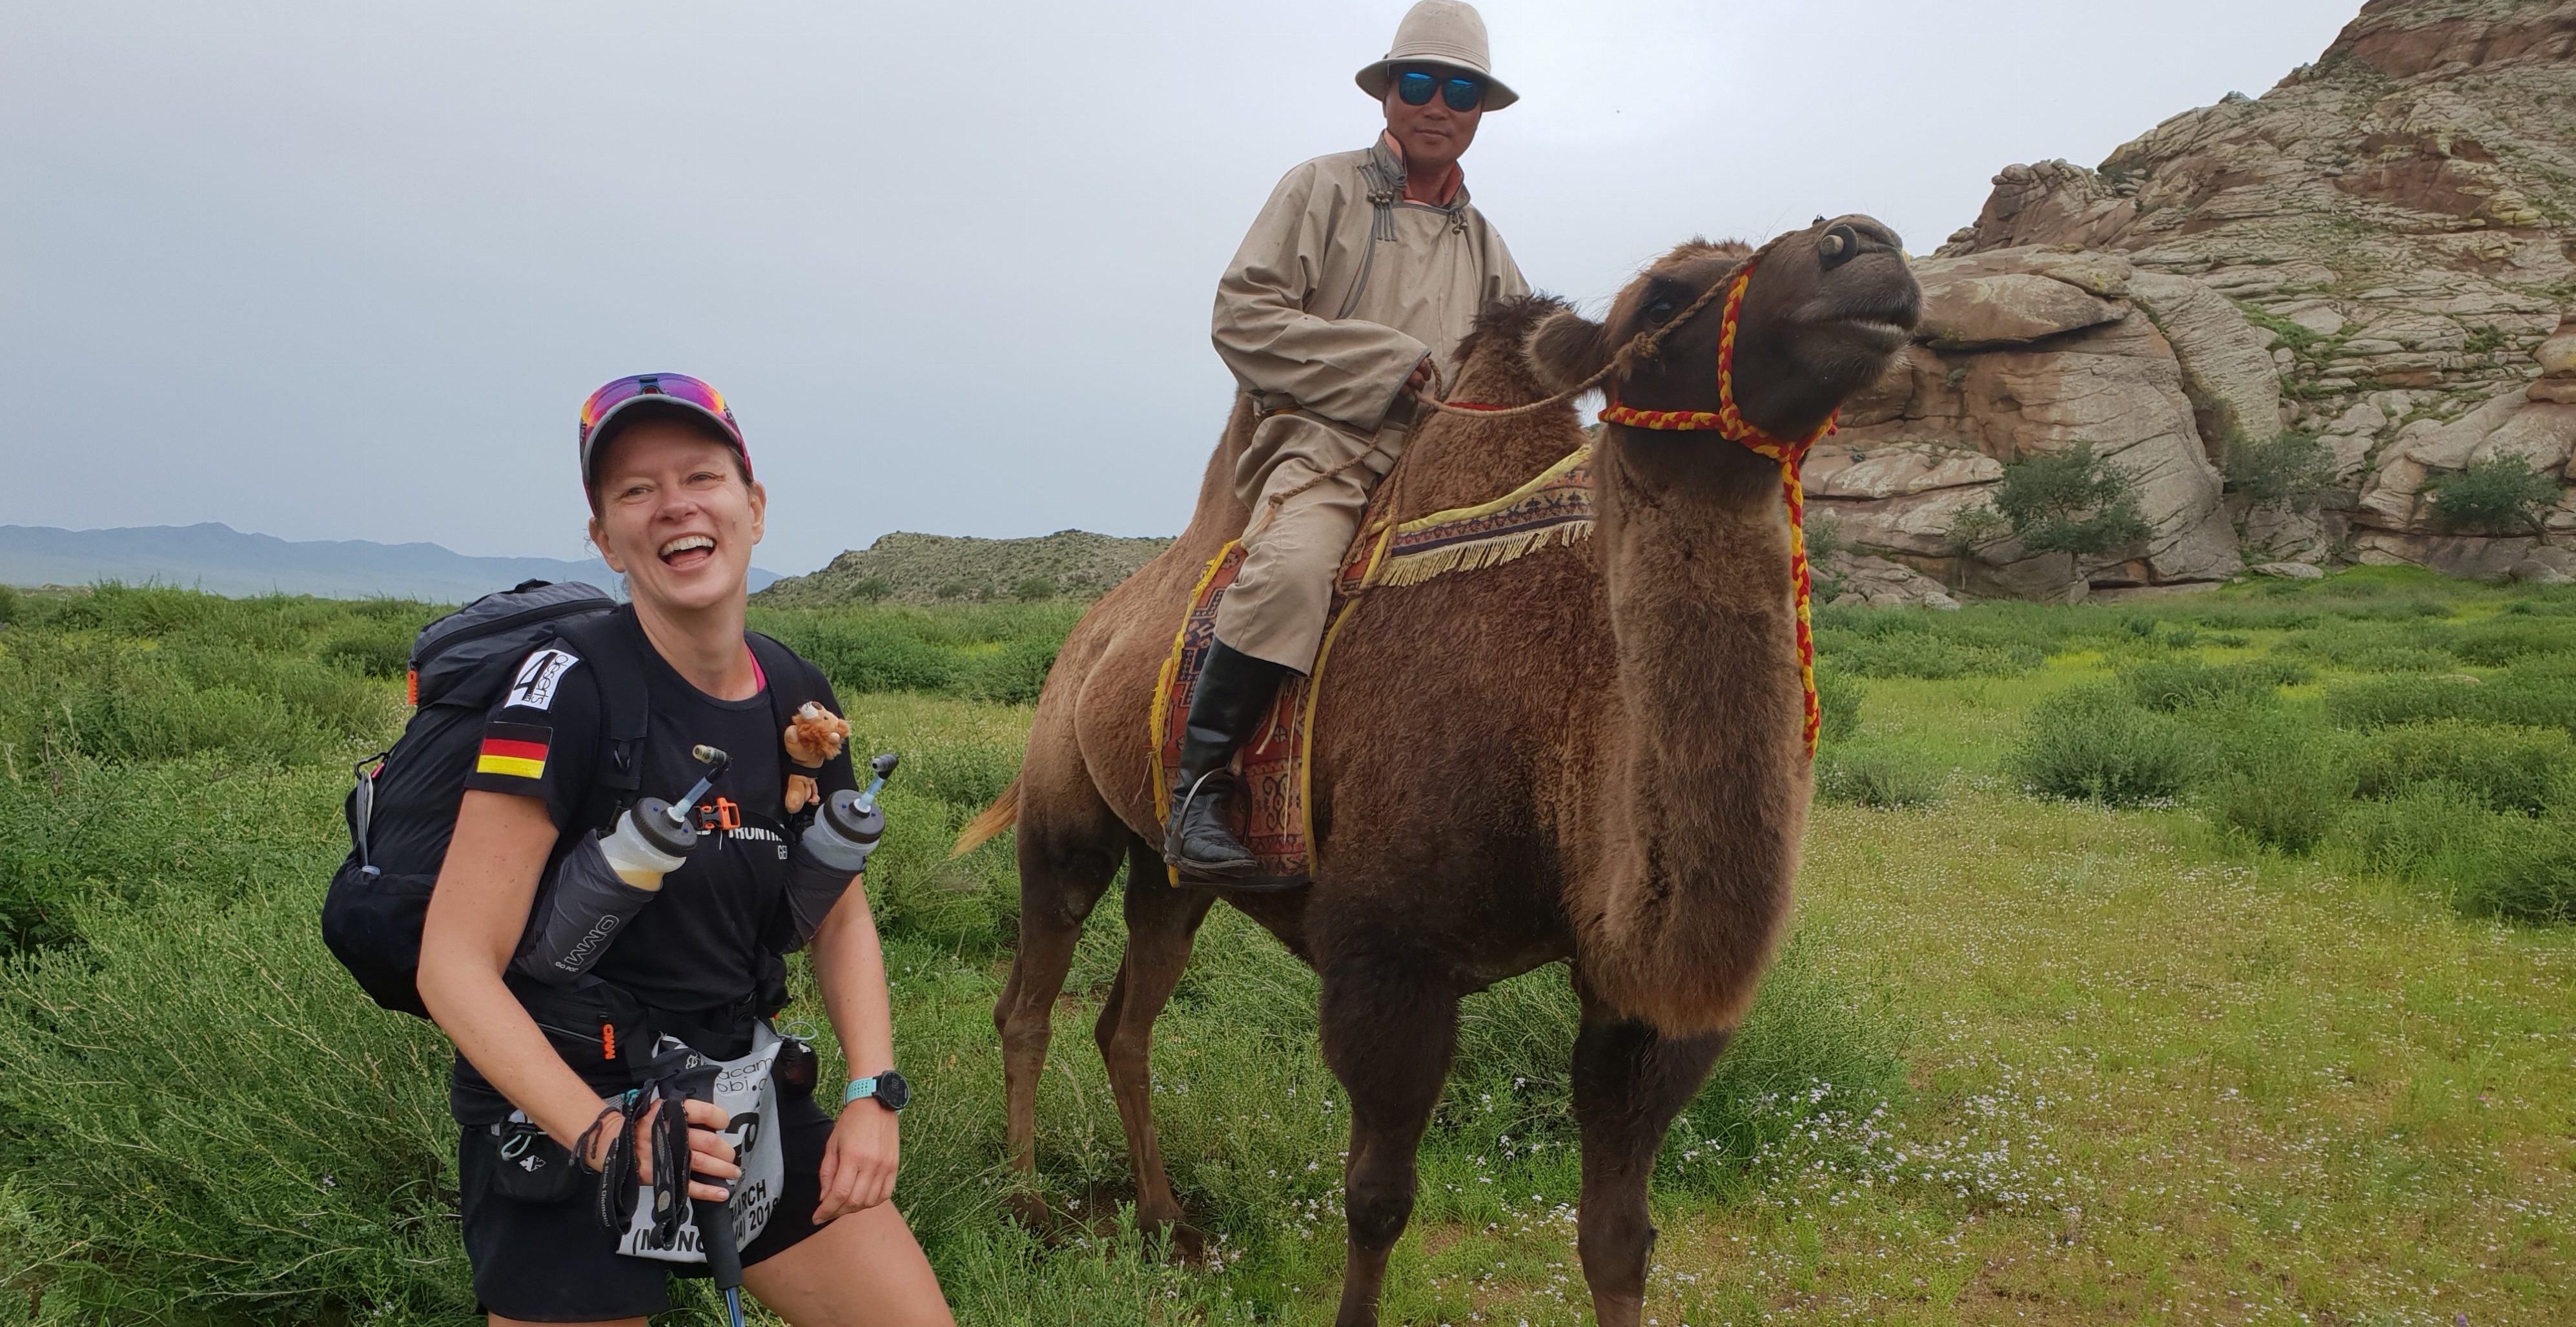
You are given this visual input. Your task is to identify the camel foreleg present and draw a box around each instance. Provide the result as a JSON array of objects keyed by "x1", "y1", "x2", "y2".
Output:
[
  {"x1": 1568, "y1": 991, "x2": 1730, "y2": 1327},
  {"x1": 1318, "y1": 945, "x2": 1460, "y2": 1327},
  {"x1": 1094, "y1": 838, "x2": 1217, "y2": 1239},
  {"x1": 992, "y1": 804, "x2": 1123, "y2": 1220}
]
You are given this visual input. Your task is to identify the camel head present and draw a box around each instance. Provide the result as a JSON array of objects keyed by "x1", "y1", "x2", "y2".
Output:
[{"x1": 1526, "y1": 215, "x2": 1919, "y2": 443}]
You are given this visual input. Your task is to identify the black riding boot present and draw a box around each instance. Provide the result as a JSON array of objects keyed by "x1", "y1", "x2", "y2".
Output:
[{"x1": 1163, "y1": 641, "x2": 1287, "y2": 883}]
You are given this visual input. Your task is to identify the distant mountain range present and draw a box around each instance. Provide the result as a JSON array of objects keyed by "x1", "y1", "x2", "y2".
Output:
[{"x1": 0, "y1": 523, "x2": 781, "y2": 602}]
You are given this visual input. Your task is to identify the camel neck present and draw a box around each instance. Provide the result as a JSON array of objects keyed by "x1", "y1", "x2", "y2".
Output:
[{"x1": 1585, "y1": 427, "x2": 1806, "y2": 1025}]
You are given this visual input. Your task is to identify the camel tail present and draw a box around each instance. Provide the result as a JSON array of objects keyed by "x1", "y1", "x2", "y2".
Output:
[{"x1": 949, "y1": 777, "x2": 1022, "y2": 858}]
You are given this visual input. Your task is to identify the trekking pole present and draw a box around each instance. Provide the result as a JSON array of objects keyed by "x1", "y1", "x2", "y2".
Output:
[{"x1": 680, "y1": 1065, "x2": 749, "y2": 1327}]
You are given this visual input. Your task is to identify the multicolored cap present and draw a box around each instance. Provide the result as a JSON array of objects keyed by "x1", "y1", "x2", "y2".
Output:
[{"x1": 577, "y1": 373, "x2": 749, "y2": 487}]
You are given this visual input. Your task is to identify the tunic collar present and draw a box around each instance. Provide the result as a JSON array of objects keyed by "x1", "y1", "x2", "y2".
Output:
[{"x1": 1370, "y1": 132, "x2": 1467, "y2": 211}]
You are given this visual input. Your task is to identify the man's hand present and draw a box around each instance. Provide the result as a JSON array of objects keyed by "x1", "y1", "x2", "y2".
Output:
[
  {"x1": 814, "y1": 1099, "x2": 900, "y2": 1222},
  {"x1": 1405, "y1": 357, "x2": 1435, "y2": 395}
]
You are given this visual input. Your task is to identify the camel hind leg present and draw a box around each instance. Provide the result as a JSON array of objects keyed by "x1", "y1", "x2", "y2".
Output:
[
  {"x1": 1092, "y1": 835, "x2": 1216, "y2": 1237},
  {"x1": 992, "y1": 767, "x2": 1125, "y2": 1207},
  {"x1": 1568, "y1": 989, "x2": 1731, "y2": 1327}
]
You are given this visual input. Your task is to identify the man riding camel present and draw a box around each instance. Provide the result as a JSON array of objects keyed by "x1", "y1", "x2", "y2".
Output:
[{"x1": 1167, "y1": 0, "x2": 1528, "y2": 885}]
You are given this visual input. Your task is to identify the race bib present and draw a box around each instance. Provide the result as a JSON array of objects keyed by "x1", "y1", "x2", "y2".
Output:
[{"x1": 615, "y1": 1024, "x2": 786, "y2": 1264}]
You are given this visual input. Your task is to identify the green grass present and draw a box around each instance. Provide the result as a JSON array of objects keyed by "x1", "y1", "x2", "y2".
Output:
[{"x1": 0, "y1": 568, "x2": 2571, "y2": 1322}]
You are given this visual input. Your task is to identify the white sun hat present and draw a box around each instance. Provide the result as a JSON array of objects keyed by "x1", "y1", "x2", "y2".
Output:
[{"x1": 1354, "y1": 1, "x2": 1518, "y2": 111}]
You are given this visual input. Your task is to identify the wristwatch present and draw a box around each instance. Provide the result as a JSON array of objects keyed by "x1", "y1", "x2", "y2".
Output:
[{"x1": 844, "y1": 1069, "x2": 910, "y2": 1113}]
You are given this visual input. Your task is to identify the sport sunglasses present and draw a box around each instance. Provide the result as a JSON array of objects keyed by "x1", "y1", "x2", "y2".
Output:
[
  {"x1": 577, "y1": 373, "x2": 740, "y2": 449},
  {"x1": 1396, "y1": 69, "x2": 1486, "y2": 112}
]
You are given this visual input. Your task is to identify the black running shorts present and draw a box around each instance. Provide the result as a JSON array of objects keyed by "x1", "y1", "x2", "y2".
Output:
[{"x1": 459, "y1": 1093, "x2": 835, "y2": 1322}]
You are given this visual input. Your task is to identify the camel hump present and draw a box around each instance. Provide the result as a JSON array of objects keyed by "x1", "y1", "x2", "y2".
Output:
[{"x1": 950, "y1": 776, "x2": 1022, "y2": 858}]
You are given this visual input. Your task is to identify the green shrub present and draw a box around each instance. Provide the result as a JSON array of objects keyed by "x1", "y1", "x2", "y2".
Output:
[
  {"x1": 318, "y1": 622, "x2": 416, "y2": 678},
  {"x1": 2007, "y1": 684, "x2": 2202, "y2": 805},
  {"x1": 2327, "y1": 668, "x2": 2576, "y2": 736},
  {"x1": 1993, "y1": 442, "x2": 2151, "y2": 560},
  {"x1": 0, "y1": 881, "x2": 468, "y2": 1319},
  {"x1": 1012, "y1": 577, "x2": 1058, "y2": 602},
  {"x1": 2448, "y1": 617, "x2": 2576, "y2": 666},
  {"x1": 852, "y1": 576, "x2": 894, "y2": 602},
  {"x1": 2222, "y1": 431, "x2": 2336, "y2": 504},
  {"x1": 2333, "y1": 786, "x2": 2576, "y2": 924},
  {"x1": 2118, "y1": 657, "x2": 2307, "y2": 712},
  {"x1": 1814, "y1": 741, "x2": 1948, "y2": 809},
  {"x1": 2420, "y1": 457, "x2": 2561, "y2": 535},
  {"x1": 2350, "y1": 719, "x2": 2575, "y2": 815},
  {"x1": 1814, "y1": 668, "x2": 1862, "y2": 745},
  {"x1": 0, "y1": 584, "x2": 19, "y2": 626},
  {"x1": 2194, "y1": 710, "x2": 2356, "y2": 853},
  {"x1": 960, "y1": 635, "x2": 1062, "y2": 705}
]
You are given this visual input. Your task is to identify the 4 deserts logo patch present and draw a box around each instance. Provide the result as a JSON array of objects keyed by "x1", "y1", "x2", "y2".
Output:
[{"x1": 507, "y1": 647, "x2": 580, "y2": 711}]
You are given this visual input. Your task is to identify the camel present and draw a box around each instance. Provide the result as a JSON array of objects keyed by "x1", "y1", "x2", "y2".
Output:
[{"x1": 956, "y1": 215, "x2": 1920, "y2": 1326}]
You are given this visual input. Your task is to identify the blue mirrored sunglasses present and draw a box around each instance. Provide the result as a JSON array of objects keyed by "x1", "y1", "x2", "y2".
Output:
[{"x1": 1396, "y1": 69, "x2": 1484, "y2": 112}]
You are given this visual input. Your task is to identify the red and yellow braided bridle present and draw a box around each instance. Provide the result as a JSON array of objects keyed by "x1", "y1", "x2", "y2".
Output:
[{"x1": 1596, "y1": 261, "x2": 1837, "y2": 756}]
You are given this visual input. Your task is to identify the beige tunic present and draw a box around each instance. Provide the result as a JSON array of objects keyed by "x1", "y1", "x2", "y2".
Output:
[{"x1": 1209, "y1": 137, "x2": 1528, "y2": 671}]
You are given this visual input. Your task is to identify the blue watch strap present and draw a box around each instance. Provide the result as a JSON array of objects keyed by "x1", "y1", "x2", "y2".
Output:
[{"x1": 843, "y1": 1076, "x2": 877, "y2": 1105}]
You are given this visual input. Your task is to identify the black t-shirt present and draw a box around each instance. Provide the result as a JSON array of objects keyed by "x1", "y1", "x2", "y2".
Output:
[{"x1": 453, "y1": 613, "x2": 854, "y2": 1116}]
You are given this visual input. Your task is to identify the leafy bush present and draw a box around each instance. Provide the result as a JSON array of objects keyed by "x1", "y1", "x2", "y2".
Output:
[
  {"x1": 2222, "y1": 431, "x2": 2336, "y2": 504},
  {"x1": 318, "y1": 621, "x2": 416, "y2": 678},
  {"x1": 2349, "y1": 719, "x2": 2575, "y2": 815},
  {"x1": 2420, "y1": 457, "x2": 2561, "y2": 535},
  {"x1": 2195, "y1": 710, "x2": 2356, "y2": 853},
  {"x1": 960, "y1": 635, "x2": 1061, "y2": 705},
  {"x1": 0, "y1": 584, "x2": 20, "y2": 625},
  {"x1": 2333, "y1": 785, "x2": 2576, "y2": 924},
  {"x1": 2327, "y1": 666, "x2": 2576, "y2": 736},
  {"x1": 2118, "y1": 657, "x2": 2307, "y2": 712},
  {"x1": 1012, "y1": 577, "x2": 1058, "y2": 602},
  {"x1": 1814, "y1": 741, "x2": 1948, "y2": 809},
  {"x1": 2007, "y1": 684, "x2": 2202, "y2": 805},
  {"x1": 1992, "y1": 442, "x2": 2151, "y2": 559},
  {"x1": 1814, "y1": 668, "x2": 1862, "y2": 745},
  {"x1": 2448, "y1": 617, "x2": 2576, "y2": 666}
]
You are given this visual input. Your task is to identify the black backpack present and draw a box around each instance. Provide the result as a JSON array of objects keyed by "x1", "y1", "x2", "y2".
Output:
[{"x1": 321, "y1": 579, "x2": 822, "y2": 1020}]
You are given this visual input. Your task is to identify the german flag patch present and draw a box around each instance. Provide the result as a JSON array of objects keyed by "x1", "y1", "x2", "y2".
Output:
[{"x1": 476, "y1": 723, "x2": 553, "y2": 781}]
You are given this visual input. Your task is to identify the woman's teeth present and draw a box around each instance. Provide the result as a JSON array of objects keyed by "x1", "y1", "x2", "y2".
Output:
[{"x1": 658, "y1": 535, "x2": 716, "y2": 564}]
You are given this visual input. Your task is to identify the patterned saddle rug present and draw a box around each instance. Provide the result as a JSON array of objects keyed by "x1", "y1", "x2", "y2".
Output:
[{"x1": 1150, "y1": 446, "x2": 1594, "y2": 885}]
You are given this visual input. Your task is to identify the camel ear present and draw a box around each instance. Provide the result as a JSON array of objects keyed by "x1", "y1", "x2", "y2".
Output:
[{"x1": 1525, "y1": 308, "x2": 1611, "y2": 396}]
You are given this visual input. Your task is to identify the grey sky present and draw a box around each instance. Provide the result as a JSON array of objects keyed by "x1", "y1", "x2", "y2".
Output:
[{"x1": 3, "y1": 0, "x2": 2362, "y2": 575}]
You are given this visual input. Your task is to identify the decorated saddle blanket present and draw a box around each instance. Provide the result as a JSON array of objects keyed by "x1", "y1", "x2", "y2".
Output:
[{"x1": 1150, "y1": 446, "x2": 1593, "y2": 884}]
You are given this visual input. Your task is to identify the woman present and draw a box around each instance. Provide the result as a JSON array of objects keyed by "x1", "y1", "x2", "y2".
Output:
[{"x1": 418, "y1": 373, "x2": 954, "y2": 1326}]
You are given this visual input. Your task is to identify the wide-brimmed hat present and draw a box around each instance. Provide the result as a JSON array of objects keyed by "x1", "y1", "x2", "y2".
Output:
[{"x1": 1354, "y1": 1, "x2": 1518, "y2": 111}]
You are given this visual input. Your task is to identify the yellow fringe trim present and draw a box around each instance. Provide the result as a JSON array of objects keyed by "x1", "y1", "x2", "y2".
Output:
[
  {"x1": 1391, "y1": 445, "x2": 1591, "y2": 536},
  {"x1": 1371, "y1": 522, "x2": 1590, "y2": 589}
]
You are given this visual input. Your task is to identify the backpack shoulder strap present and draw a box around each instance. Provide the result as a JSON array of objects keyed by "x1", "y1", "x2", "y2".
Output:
[
  {"x1": 553, "y1": 607, "x2": 650, "y2": 797},
  {"x1": 746, "y1": 631, "x2": 828, "y2": 745}
]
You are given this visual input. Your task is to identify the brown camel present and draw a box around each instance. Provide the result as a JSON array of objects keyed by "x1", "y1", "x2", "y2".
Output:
[{"x1": 958, "y1": 214, "x2": 1919, "y2": 1326}]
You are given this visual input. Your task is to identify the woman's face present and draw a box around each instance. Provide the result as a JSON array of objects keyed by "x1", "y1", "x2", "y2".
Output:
[{"x1": 586, "y1": 418, "x2": 766, "y2": 615}]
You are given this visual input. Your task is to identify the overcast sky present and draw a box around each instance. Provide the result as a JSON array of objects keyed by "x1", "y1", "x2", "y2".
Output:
[{"x1": 3, "y1": 0, "x2": 2362, "y2": 575}]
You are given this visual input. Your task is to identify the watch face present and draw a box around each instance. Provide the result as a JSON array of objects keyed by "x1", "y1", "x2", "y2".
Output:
[{"x1": 875, "y1": 1069, "x2": 910, "y2": 1111}]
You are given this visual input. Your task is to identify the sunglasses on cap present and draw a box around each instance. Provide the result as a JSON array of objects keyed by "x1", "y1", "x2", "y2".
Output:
[
  {"x1": 1396, "y1": 68, "x2": 1486, "y2": 112},
  {"x1": 577, "y1": 372, "x2": 750, "y2": 481}
]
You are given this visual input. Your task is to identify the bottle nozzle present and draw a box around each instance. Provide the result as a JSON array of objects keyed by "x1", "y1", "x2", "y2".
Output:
[{"x1": 667, "y1": 745, "x2": 733, "y2": 827}]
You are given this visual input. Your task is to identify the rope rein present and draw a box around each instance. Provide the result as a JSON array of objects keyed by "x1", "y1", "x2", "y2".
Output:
[{"x1": 1595, "y1": 263, "x2": 1836, "y2": 757}]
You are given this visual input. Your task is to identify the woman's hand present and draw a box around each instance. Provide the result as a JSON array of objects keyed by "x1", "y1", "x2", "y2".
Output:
[
  {"x1": 813, "y1": 1100, "x2": 899, "y2": 1222},
  {"x1": 606, "y1": 1097, "x2": 739, "y2": 1204}
]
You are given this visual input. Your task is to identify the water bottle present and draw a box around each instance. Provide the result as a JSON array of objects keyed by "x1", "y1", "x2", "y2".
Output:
[{"x1": 598, "y1": 796, "x2": 696, "y2": 890}]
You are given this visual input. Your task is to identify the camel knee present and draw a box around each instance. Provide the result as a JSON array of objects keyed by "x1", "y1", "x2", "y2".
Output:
[{"x1": 1344, "y1": 1163, "x2": 1418, "y2": 1251}]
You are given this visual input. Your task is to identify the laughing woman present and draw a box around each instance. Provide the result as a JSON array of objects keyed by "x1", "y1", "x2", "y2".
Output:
[{"x1": 416, "y1": 375, "x2": 954, "y2": 1326}]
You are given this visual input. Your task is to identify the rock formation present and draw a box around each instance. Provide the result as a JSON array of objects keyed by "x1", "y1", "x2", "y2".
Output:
[
  {"x1": 1814, "y1": 246, "x2": 2265, "y2": 597},
  {"x1": 1812, "y1": 0, "x2": 2576, "y2": 593}
]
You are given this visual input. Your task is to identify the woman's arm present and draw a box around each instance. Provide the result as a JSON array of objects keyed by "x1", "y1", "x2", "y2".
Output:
[
  {"x1": 808, "y1": 873, "x2": 901, "y2": 1221},
  {"x1": 417, "y1": 790, "x2": 735, "y2": 1197}
]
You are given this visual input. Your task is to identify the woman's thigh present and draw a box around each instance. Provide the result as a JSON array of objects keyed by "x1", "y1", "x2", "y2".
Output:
[{"x1": 741, "y1": 1202, "x2": 953, "y2": 1327}]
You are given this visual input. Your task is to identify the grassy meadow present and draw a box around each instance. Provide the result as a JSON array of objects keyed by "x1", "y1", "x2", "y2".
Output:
[{"x1": 0, "y1": 568, "x2": 2569, "y2": 1324}]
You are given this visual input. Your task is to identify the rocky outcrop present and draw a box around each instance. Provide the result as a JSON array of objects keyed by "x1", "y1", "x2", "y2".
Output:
[
  {"x1": 1816, "y1": 247, "x2": 2270, "y2": 597},
  {"x1": 1921, "y1": 0, "x2": 2576, "y2": 587},
  {"x1": 1815, "y1": 551, "x2": 1959, "y2": 610}
]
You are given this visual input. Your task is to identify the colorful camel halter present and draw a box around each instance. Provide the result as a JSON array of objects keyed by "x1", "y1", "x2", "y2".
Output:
[{"x1": 1595, "y1": 261, "x2": 1835, "y2": 756}]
